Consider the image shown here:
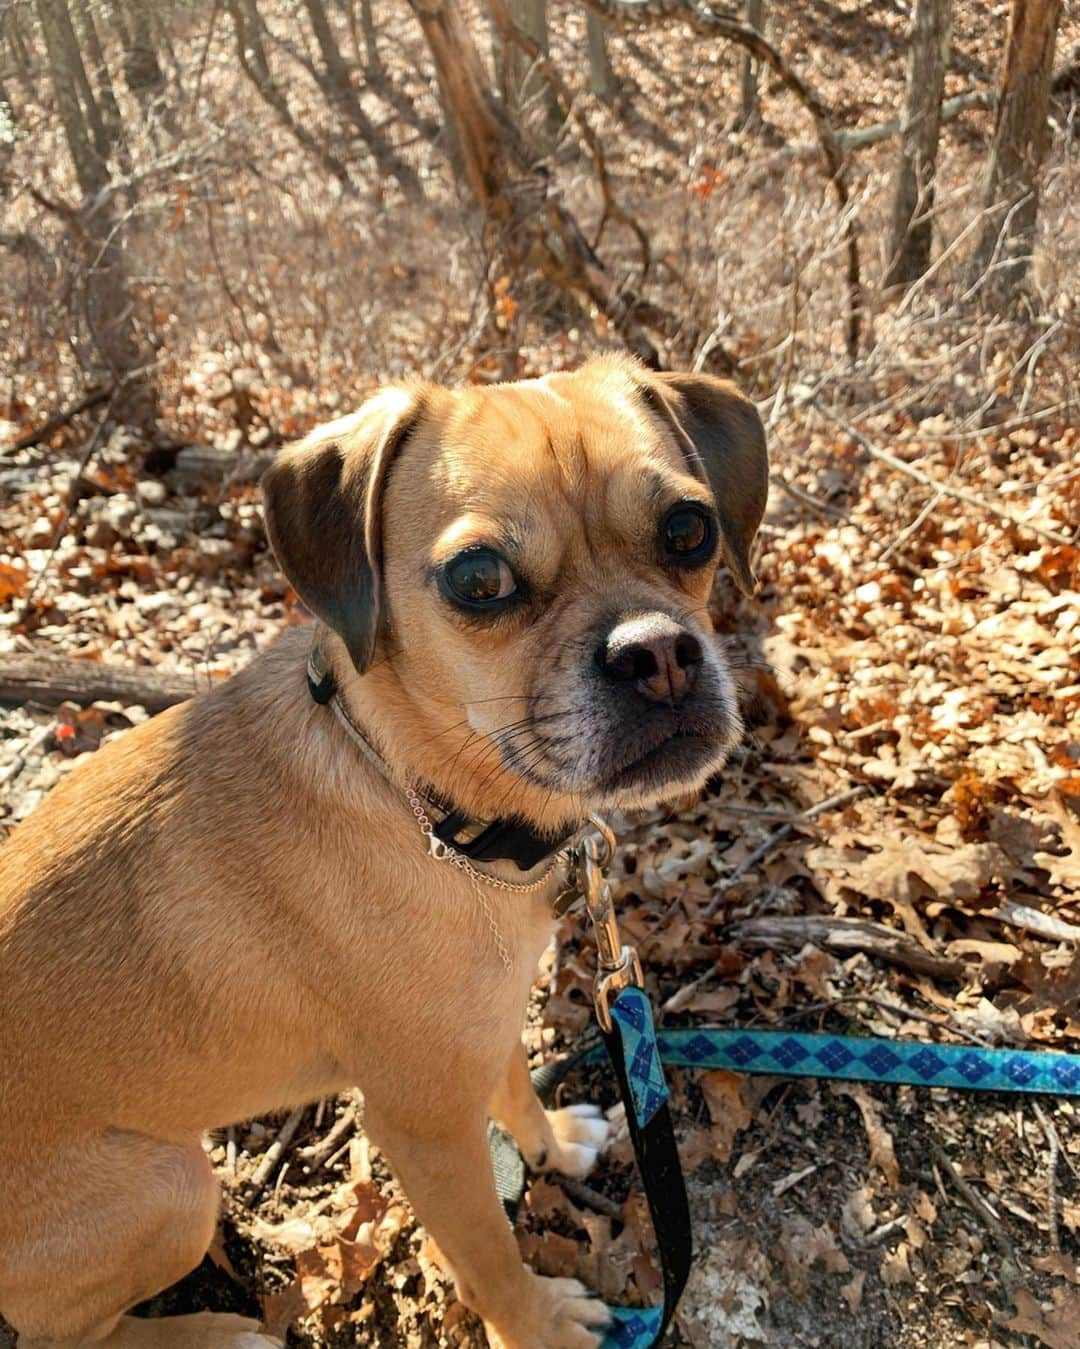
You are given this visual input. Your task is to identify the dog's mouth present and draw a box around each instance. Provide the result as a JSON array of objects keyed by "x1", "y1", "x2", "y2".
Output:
[
  {"x1": 499, "y1": 711, "x2": 738, "y2": 805},
  {"x1": 596, "y1": 730, "x2": 721, "y2": 794}
]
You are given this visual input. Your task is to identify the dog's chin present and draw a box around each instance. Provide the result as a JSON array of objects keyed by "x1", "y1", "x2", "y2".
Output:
[
  {"x1": 512, "y1": 721, "x2": 740, "y2": 816},
  {"x1": 587, "y1": 731, "x2": 737, "y2": 812}
]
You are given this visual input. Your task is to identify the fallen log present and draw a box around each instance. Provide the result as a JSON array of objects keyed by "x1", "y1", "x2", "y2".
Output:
[
  {"x1": 728, "y1": 914, "x2": 966, "y2": 981},
  {"x1": 0, "y1": 652, "x2": 204, "y2": 712}
]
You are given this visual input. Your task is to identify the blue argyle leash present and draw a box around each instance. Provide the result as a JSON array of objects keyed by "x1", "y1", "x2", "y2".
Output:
[
  {"x1": 572, "y1": 825, "x2": 692, "y2": 1349},
  {"x1": 598, "y1": 986, "x2": 687, "y2": 1349},
  {"x1": 580, "y1": 1025, "x2": 1080, "y2": 1096},
  {"x1": 587, "y1": 1013, "x2": 1080, "y2": 1349}
]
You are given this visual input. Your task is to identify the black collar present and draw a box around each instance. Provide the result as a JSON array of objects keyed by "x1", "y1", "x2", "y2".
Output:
[{"x1": 307, "y1": 649, "x2": 579, "y2": 873}]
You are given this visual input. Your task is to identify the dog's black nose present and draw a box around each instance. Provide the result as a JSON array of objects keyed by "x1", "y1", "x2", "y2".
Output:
[{"x1": 596, "y1": 615, "x2": 703, "y2": 706}]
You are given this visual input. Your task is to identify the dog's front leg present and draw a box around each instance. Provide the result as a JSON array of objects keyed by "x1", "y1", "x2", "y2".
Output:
[
  {"x1": 366, "y1": 1092, "x2": 608, "y2": 1349},
  {"x1": 490, "y1": 1043, "x2": 610, "y2": 1179}
]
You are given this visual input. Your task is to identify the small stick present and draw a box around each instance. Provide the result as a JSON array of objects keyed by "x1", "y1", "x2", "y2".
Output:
[
  {"x1": 991, "y1": 902, "x2": 1080, "y2": 945},
  {"x1": 0, "y1": 385, "x2": 113, "y2": 457},
  {"x1": 244, "y1": 1105, "x2": 306, "y2": 1203},
  {"x1": 1032, "y1": 1102, "x2": 1062, "y2": 1254},
  {"x1": 299, "y1": 1106, "x2": 357, "y2": 1169},
  {"x1": 560, "y1": 1176, "x2": 622, "y2": 1220},
  {"x1": 321, "y1": 1137, "x2": 355, "y2": 1173},
  {"x1": 18, "y1": 394, "x2": 116, "y2": 623},
  {"x1": 225, "y1": 1125, "x2": 237, "y2": 1176},
  {"x1": 930, "y1": 1141, "x2": 1015, "y2": 1260},
  {"x1": 703, "y1": 786, "x2": 870, "y2": 919},
  {"x1": 815, "y1": 404, "x2": 1076, "y2": 549},
  {"x1": 879, "y1": 490, "x2": 940, "y2": 564},
  {"x1": 0, "y1": 722, "x2": 54, "y2": 788}
]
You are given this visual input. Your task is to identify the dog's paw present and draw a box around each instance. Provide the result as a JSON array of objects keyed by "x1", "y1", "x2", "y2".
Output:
[
  {"x1": 169, "y1": 1313, "x2": 283, "y2": 1348},
  {"x1": 544, "y1": 1104, "x2": 611, "y2": 1179},
  {"x1": 488, "y1": 1276, "x2": 610, "y2": 1349},
  {"x1": 537, "y1": 1277, "x2": 610, "y2": 1348}
]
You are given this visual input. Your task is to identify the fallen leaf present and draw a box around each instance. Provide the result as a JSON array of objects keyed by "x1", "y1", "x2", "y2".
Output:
[
  {"x1": 778, "y1": 1215, "x2": 849, "y2": 1295},
  {"x1": 881, "y1": 1242, "x2": 913, "y2": 1287},
  {"x1": 841, "y1": 1270, "x2": 865, "y2": 1313},
  {"x1": 700, "y1": 1069, "x2": 753, "y2": 1164},
  {"x1": 833, "y1": 1083, "x2": 899, "y2": 1187}
]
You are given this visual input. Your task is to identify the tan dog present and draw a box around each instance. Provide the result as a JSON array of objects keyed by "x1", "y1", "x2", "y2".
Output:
[{"x1": 0, "y1": 355, "x2": 766, "y2": 1349}]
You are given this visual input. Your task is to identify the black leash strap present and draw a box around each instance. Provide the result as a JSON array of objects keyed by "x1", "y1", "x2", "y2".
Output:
[{"x1": 598, "y1": 986, "x2": 691, "y2": 1348}]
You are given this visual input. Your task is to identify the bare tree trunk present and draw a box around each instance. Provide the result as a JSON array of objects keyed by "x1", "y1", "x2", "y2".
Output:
[
  {"x1": 103, "y1": 0, "x2": 131, "y2": 53},
  {"x1": 357, "y1": 0, "x2": 382, "y2": 77},
  {"x1": 49, "y1": 0, "x2": 112, "y2": 158},
  {"x1": 344, "y1": 0, "x2": 440, "y2": 140},
  {"x1": 577, "y1": 0, "x2": 862, "y2": 358},
  {"x1": 409, "y1": 0, "x2": 666, "y2": 363},
  {"x1": 300, "y1": 0, "x2": 423, "y2": 197},
  {"x1": 120, "y1": 0, "x2": 166, "y2": 116},
  {"x1": 586, "y1": 13, "x2": 617, "y2": 103},
  {"x1": 738, "y1": 0, "x2": 763, "y2": 128},
  {"x1": 4, "y1": 6, "x2": 39, "y2": 100},
  {"x1": 225, "y1": 0, "x2": 356, "y2": 194},
  {"x1": 72, "y1": 0, "x2": 127, "y2": 161},
  {"x1": 969, "y1": 0, "x2": 1062, "y2": 306},
  {"x1": 494, "y1": 0, "x2": 559, "y2": 149},
  {"x1": 885, "y1": 0, "x2": 950, "y2": 287},
  {"x1": 35, "y1": 0, "x2": 152, "y2": 423}
]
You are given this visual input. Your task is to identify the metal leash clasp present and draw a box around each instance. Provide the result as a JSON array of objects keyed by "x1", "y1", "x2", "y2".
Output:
[{"x1": 581, "y1": 815, "x2": 643, "y2": 1032}]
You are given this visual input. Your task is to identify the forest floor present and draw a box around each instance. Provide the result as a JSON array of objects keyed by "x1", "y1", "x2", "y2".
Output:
[{"x1": 2, "y1": 0, "x2": 1080, "y2": 1345}]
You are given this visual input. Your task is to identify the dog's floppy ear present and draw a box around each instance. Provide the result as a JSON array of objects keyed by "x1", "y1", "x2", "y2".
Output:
[
  {"x1": 262, "y1": 386, "x2": 425, "y2": 674},
  {"x1": 645, "y1": 372, "x2": 768, "y2": 594}
]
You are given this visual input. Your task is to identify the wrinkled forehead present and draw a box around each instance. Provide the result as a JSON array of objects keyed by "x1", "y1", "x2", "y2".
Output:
[{"x1": 394, "y1": 365, "x2": 703, "y2": 553}]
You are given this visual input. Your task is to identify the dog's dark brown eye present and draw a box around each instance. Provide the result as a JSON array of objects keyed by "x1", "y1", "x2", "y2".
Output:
[
  {"x1": 441, "y1": 548, "x2": 518, "y2": 608},
  {"x1": 661, "y1": 503, "x2": 716, "y2": 566}
]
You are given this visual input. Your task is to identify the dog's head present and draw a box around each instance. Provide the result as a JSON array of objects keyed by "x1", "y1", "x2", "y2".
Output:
[{"x1": 264, "y1": 356, "x2": 767, "y2": 829}]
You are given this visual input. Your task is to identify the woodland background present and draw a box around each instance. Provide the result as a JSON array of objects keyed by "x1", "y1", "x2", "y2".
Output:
[{"x1": 1, "y1": 0, "x2": 1079, "y2": 1344}]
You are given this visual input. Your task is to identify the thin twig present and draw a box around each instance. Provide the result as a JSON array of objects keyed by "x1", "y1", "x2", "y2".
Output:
[
  {"x1": 772, "y1": 994, "x2": 989, "y2": 1047},
  {"x1": 17, "y1": 393, "x2": 117, "y2": 624},
  {"x1": 991, "y1": 901, "x2": 1080, "y2": 945},
  {"x1": 244, "y1": 1105, "x2": 307, "y2": 1203},
  {"x1": 770, "y1": 473, "x2": 844, "y2": 519},
  {"x1": 930, "y1": 1141, "x2": 1016, "y2": 1261},
  {"x1": 879, "y1": 489, "x2": 940, "y2": 564},
  {"x1": 299, "y1": 1106, "x2": 357, "y2": 1169},
  {"x1": 1032, "y1": 1101, "x2": 1062, "y2": 1254},
  {"x1": 702, "y1": 785, "x2": 870, "y2": 919},
  {"x1": 0, "y1": 385, "x2": 113, "y2": 457},
  {"x1": 560, "y1": 1176, "x2": 622, "y2": 1219},
  {"x1": 815, "y1": 404, "x2": 1076, "y2": 549}
]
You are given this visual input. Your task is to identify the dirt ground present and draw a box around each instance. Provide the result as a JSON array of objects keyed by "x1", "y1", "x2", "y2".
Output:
[{"x1": 2, "y1": 0, "x2": 1079, "y2": 1345}]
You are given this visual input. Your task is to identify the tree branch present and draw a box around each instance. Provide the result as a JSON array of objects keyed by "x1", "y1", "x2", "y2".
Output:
[{"x1": 576, "y1": 0, "x2": 862, "y2": 358}]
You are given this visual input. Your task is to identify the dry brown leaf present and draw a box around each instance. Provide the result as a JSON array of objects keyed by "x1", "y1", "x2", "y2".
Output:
[
  {"x1": 1034, "y1": 793, "x2": 1080, "y2": 892},
  {"x1": 841, "y1": 1270, "x2": 865, "y2": 1314},
  {"x1": 1005, "y1": 1286, "x2": 1080, "y2": 1349},
  {"x1": 1031, "y1": 1252, "x2": 1080, "y2": 1285},
  {"x1": 777, "y1": 1215, "x2": 849, "y2": 1296},
  {"x1": 699, "y1": 1069, "x2": 752, "y2": 1164},
  {"x1": 518, "y1": 1230, "x2": 580, "y2": 1278},
  {"x1": 881, "y1": 1242, "x2": 913, "y2": 1287},
  {"x1": 806, "y1": 833, "x2": 1009, "y2": 941},
  {"x1": 833, "y1": 1083, "x2": 900, "y2": 1188}
]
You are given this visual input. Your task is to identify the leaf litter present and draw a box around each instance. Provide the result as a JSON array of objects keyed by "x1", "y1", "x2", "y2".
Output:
[{"x1": 2, "y1": 4, "x2": 1079, "y2": 1346}]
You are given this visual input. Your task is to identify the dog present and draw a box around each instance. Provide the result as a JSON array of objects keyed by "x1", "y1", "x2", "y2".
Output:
[{"x1": 0, "y1": 354, "x2": 767, "y2": 1348}]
